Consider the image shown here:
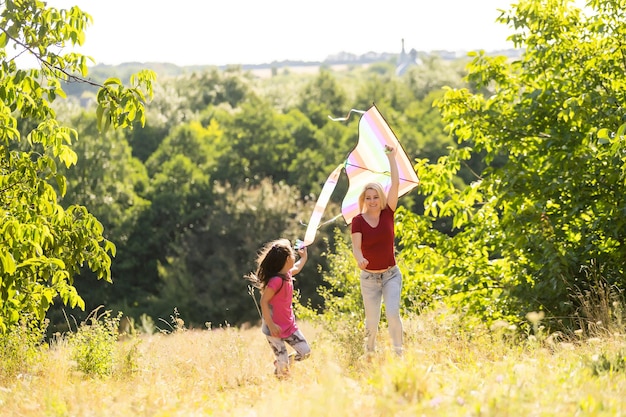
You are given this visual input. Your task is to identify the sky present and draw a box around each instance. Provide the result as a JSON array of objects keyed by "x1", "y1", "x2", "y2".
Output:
[{"x1": 45, "y1": 0, "x2": 518, "y2": 67}]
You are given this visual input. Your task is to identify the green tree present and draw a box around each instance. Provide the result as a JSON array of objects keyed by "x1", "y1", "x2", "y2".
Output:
[
  {"x1": 213, "y1": 96, "x2": 303, "y2": 186},
  {"x1": 354, "y1": 72, "x2": 413, "y2": 112},
  {"x1": 145, "y1": 119, "x2": 226, "y2": 177},
  {"x1": 296, "y1": 68, "x2": 348, "y2": 128},
  {"x1": 115, "y1": 152, "x2": 215, "y2": 314},
  {"x1": 0, "y1": 0, "x2": 154, "y2": 331},
  {"x1": 58, "y1": 111, "x2": 150, "y2": 245},
  {"x1": 409, "y1": 0, "x2": 626, "y2": 326},
  {"x1": 178, "y1": 66, "x2": 252, "y2": 113},
  {"x1": 402, "y1": 54, "x2": 468, "y2": 101},
  {"x1": 155, "y1": 179, "x2": 314, "y2": 327},
  {"x1": 125, "y1": 81, "x2": 186, "y2": 163},
  {"x1": 48, "y1": 110, "x2": 151, "y2": 325}
]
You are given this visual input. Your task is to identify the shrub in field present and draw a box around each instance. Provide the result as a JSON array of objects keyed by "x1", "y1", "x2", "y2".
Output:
[
  {"x1": 296, "y1": 231, "x2": 371, "y2": 365},
  {"x1": 587, "y1": 350, "x2": 626, "y2": 376},
  {"x1": 67, "y1": 308, "x2": 122, "y2": 377},
  {"x1": 570, "y1": 260, "x2": 625, "y2": 337},
  {"x1": 0, "y1": 316, "x2": 47, "y2": 380}
]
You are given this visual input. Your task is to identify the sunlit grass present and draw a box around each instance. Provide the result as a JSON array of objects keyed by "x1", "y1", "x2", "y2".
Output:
[{"x1": 1, "y1": 311, "x2": 625, "y2": 416}]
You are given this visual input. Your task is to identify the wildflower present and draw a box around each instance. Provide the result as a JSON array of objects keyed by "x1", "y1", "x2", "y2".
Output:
[{"x1": 526, "y1": 311, "x2": 545, "y2": 324}]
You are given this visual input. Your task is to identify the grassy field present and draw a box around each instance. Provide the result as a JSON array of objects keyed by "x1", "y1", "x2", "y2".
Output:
[{"x1": 1, "y1": 310, "x2": 625, "y2": 417}]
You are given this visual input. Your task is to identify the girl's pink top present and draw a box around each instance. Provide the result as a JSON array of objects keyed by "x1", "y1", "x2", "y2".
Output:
[{"x1": 266, "y1": 272, "x2": 297, "y2": 338}]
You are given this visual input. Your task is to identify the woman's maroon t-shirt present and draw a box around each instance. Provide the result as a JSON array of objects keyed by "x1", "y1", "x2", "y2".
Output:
[{"x1": 351, "y1": 206, "x2": 396, "y2": 270}]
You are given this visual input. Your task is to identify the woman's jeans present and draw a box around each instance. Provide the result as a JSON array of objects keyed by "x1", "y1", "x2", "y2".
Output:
[{"x1": 360, "y1": 265, "x2": 403, "y2": 355}]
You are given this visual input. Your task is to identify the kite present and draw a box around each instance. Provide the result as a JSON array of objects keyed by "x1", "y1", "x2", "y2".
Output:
[{"x1": 298, "y1": 104, "x2": 419, "y2": 248}]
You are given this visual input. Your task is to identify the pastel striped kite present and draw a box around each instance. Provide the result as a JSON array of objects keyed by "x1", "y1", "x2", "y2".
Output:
[{"x1": 299, "y1": 104, "x2": 419, "y2": 248}]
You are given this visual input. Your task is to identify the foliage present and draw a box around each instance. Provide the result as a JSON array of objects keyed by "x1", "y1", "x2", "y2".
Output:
[
  {"x1": 586, "y1": 349, "x2": 626, "y2": 376},
  {"x1": 67, "y1": 307, "x2": 122, "y2": 377},
  {"x1": 2, "y1": 3, "x2": 532, "y2": 331},
  {"x1": 14, "y1": 35, "x2": 476, "y2": 330},
  {"x1": 155, "y1": 178, "x2": 316, "y2": 327},
  {"x1": 296, "y1": 68, "x2": 348, "y2": 128},
  {"x1": 58, "y1": 111, "x2": 151, "y2": 245},
  {"x1": 403, "y1": 0, "x2": 626, "y2": 326},
  {"x1": 177, "y1": 65, "x2": 253, "y2": 112},
  {"x1": 45, "y1": 110, "x2": 152, "y2": 329},
  {"x1": 298, "y1": 229, "x2": 365, "y2": 365},
  {"x1": 394, "y1": 207, "x2": 453, "y2": 312},
  {"x1": 145, "y1": 118, "x2": 225, "y2": 177},
  {"x1": 212, "y1": 96, "x2": 315, "y2": 187},
  {"x1": 112, "y1": 150, "x2": 216, "y2": 311},
  {"x1": 0, "y1": 0, "x2": 154, "y2": 332},
  {"x1": 312, "y1": 229, "x2": 364, "y2": 320},
  {"x1": 0, "y1": 315, "x2": 47, "y2": 379}
]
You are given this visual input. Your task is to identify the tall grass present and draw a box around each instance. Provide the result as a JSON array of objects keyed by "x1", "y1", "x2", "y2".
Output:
[
  {"x1": 0, "y1": 315, "x2": 47, "y2": 380},
  {"x1": 1, "y1": 308, "x2": 625, "y2": 416}
]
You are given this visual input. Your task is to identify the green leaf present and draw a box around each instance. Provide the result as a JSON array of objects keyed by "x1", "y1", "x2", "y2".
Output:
[
  {"x1": 55, "y1": 174, "x2": 67, "y2": 196},
  {"x1": 0, "y1": 252, "x2": 17, "y2": 274},
  {"x1": 58, "y1": 145, "x2": 78, "y2": 168},
  {"x1": 103, "y1": 78, "x2": 122, "y2": 86},
  {"x1": 597, "y1": 128, "x2": 610, "y2": 142},
  {"x1": 618, "y1": 123, "x2": 626, "y2": 139}
]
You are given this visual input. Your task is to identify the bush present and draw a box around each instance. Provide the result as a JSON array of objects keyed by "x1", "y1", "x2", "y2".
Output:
[
  {"x1": 67, "y1": 307, "x2": 122, "y2": 377},
  {"x1": 0, "y1": 316, "x2": 47, "y2": 380},
  {"x1": 296, "y1": 231, "x2": 366, "y2": 366}
]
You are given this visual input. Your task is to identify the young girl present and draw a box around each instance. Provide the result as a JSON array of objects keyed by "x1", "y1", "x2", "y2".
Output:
[{"x1": 247, "y1": 238, "x2": 311, "y2": 377}]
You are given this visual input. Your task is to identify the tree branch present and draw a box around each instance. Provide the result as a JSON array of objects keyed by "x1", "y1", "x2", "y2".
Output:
[{"x1": 1, "y1": 26, "x2": 103, "y2": 89}]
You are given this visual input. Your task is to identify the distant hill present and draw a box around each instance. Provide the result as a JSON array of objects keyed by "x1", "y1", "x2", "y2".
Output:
[{"x1": 63, "y1": 48, "x2": 521, "y2": 100}]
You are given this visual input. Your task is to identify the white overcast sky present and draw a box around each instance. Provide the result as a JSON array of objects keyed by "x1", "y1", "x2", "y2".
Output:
[{"x1": 45, "y1": 0, "x2": 519, "y2": 66}]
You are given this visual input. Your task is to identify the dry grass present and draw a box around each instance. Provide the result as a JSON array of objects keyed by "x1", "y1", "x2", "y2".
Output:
[{"x1": 1, "y1": 312, "x2": 626, "y2": 416}]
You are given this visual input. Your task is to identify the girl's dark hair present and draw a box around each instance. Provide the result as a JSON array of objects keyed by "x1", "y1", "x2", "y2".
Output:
[{"x1": 245, "y1": 238, "x2": 293, "y2": 290}]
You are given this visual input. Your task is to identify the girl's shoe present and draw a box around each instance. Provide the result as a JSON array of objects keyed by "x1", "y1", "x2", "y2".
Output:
[{"x1": 273, "y1": 360, "x2": 290, "y2": 379}]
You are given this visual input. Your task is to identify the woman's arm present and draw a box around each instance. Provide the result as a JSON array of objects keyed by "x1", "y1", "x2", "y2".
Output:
[{"x1": 351, "y1": 232, "x2": 369, "y2": 270}]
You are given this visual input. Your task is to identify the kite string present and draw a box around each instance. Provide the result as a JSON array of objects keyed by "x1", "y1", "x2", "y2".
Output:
[
  {"x1": 299, "y1": 212, "x2": 343, "y2": 229},
  {"x1": 344, "y1": 162, "x2": 420, "y2": 184}
]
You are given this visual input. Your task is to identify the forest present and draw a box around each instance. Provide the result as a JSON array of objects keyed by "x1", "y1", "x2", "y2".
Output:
[
  {"x1": 50, "y1": 57, "x2": 467, "y2": 331},
  {"x1": 2, "y1": 0, "x2": 626, "y2": 340}
]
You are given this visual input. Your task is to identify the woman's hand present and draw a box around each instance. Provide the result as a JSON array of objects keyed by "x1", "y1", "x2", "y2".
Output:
[
  {"x1": 357, "y1": 256, "x2": 369, "y2": 270},
  {"x1": 384, "y1": 144, "x2": 400, "y2": 210},
  {"x1": 384, "y1": 144, "x2": 397, "y2": 157}
]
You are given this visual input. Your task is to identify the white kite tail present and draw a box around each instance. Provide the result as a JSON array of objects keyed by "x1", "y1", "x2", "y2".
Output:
[
  {"x1": 328, "y1": 108, "x2": 365, "y2": 122},
  {"x1": 302, "y1": 163, "x2": 344, "y2": 246}
]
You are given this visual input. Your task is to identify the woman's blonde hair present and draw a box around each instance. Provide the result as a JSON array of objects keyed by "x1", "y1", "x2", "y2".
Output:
[{"x1": 358, "y1": 182, "x2": 387, "y2": 213}]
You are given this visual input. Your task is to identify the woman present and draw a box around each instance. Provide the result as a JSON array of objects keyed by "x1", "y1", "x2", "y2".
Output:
[{"x1": 351, "y1": 145, "x2": 403, "y2": 356}]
